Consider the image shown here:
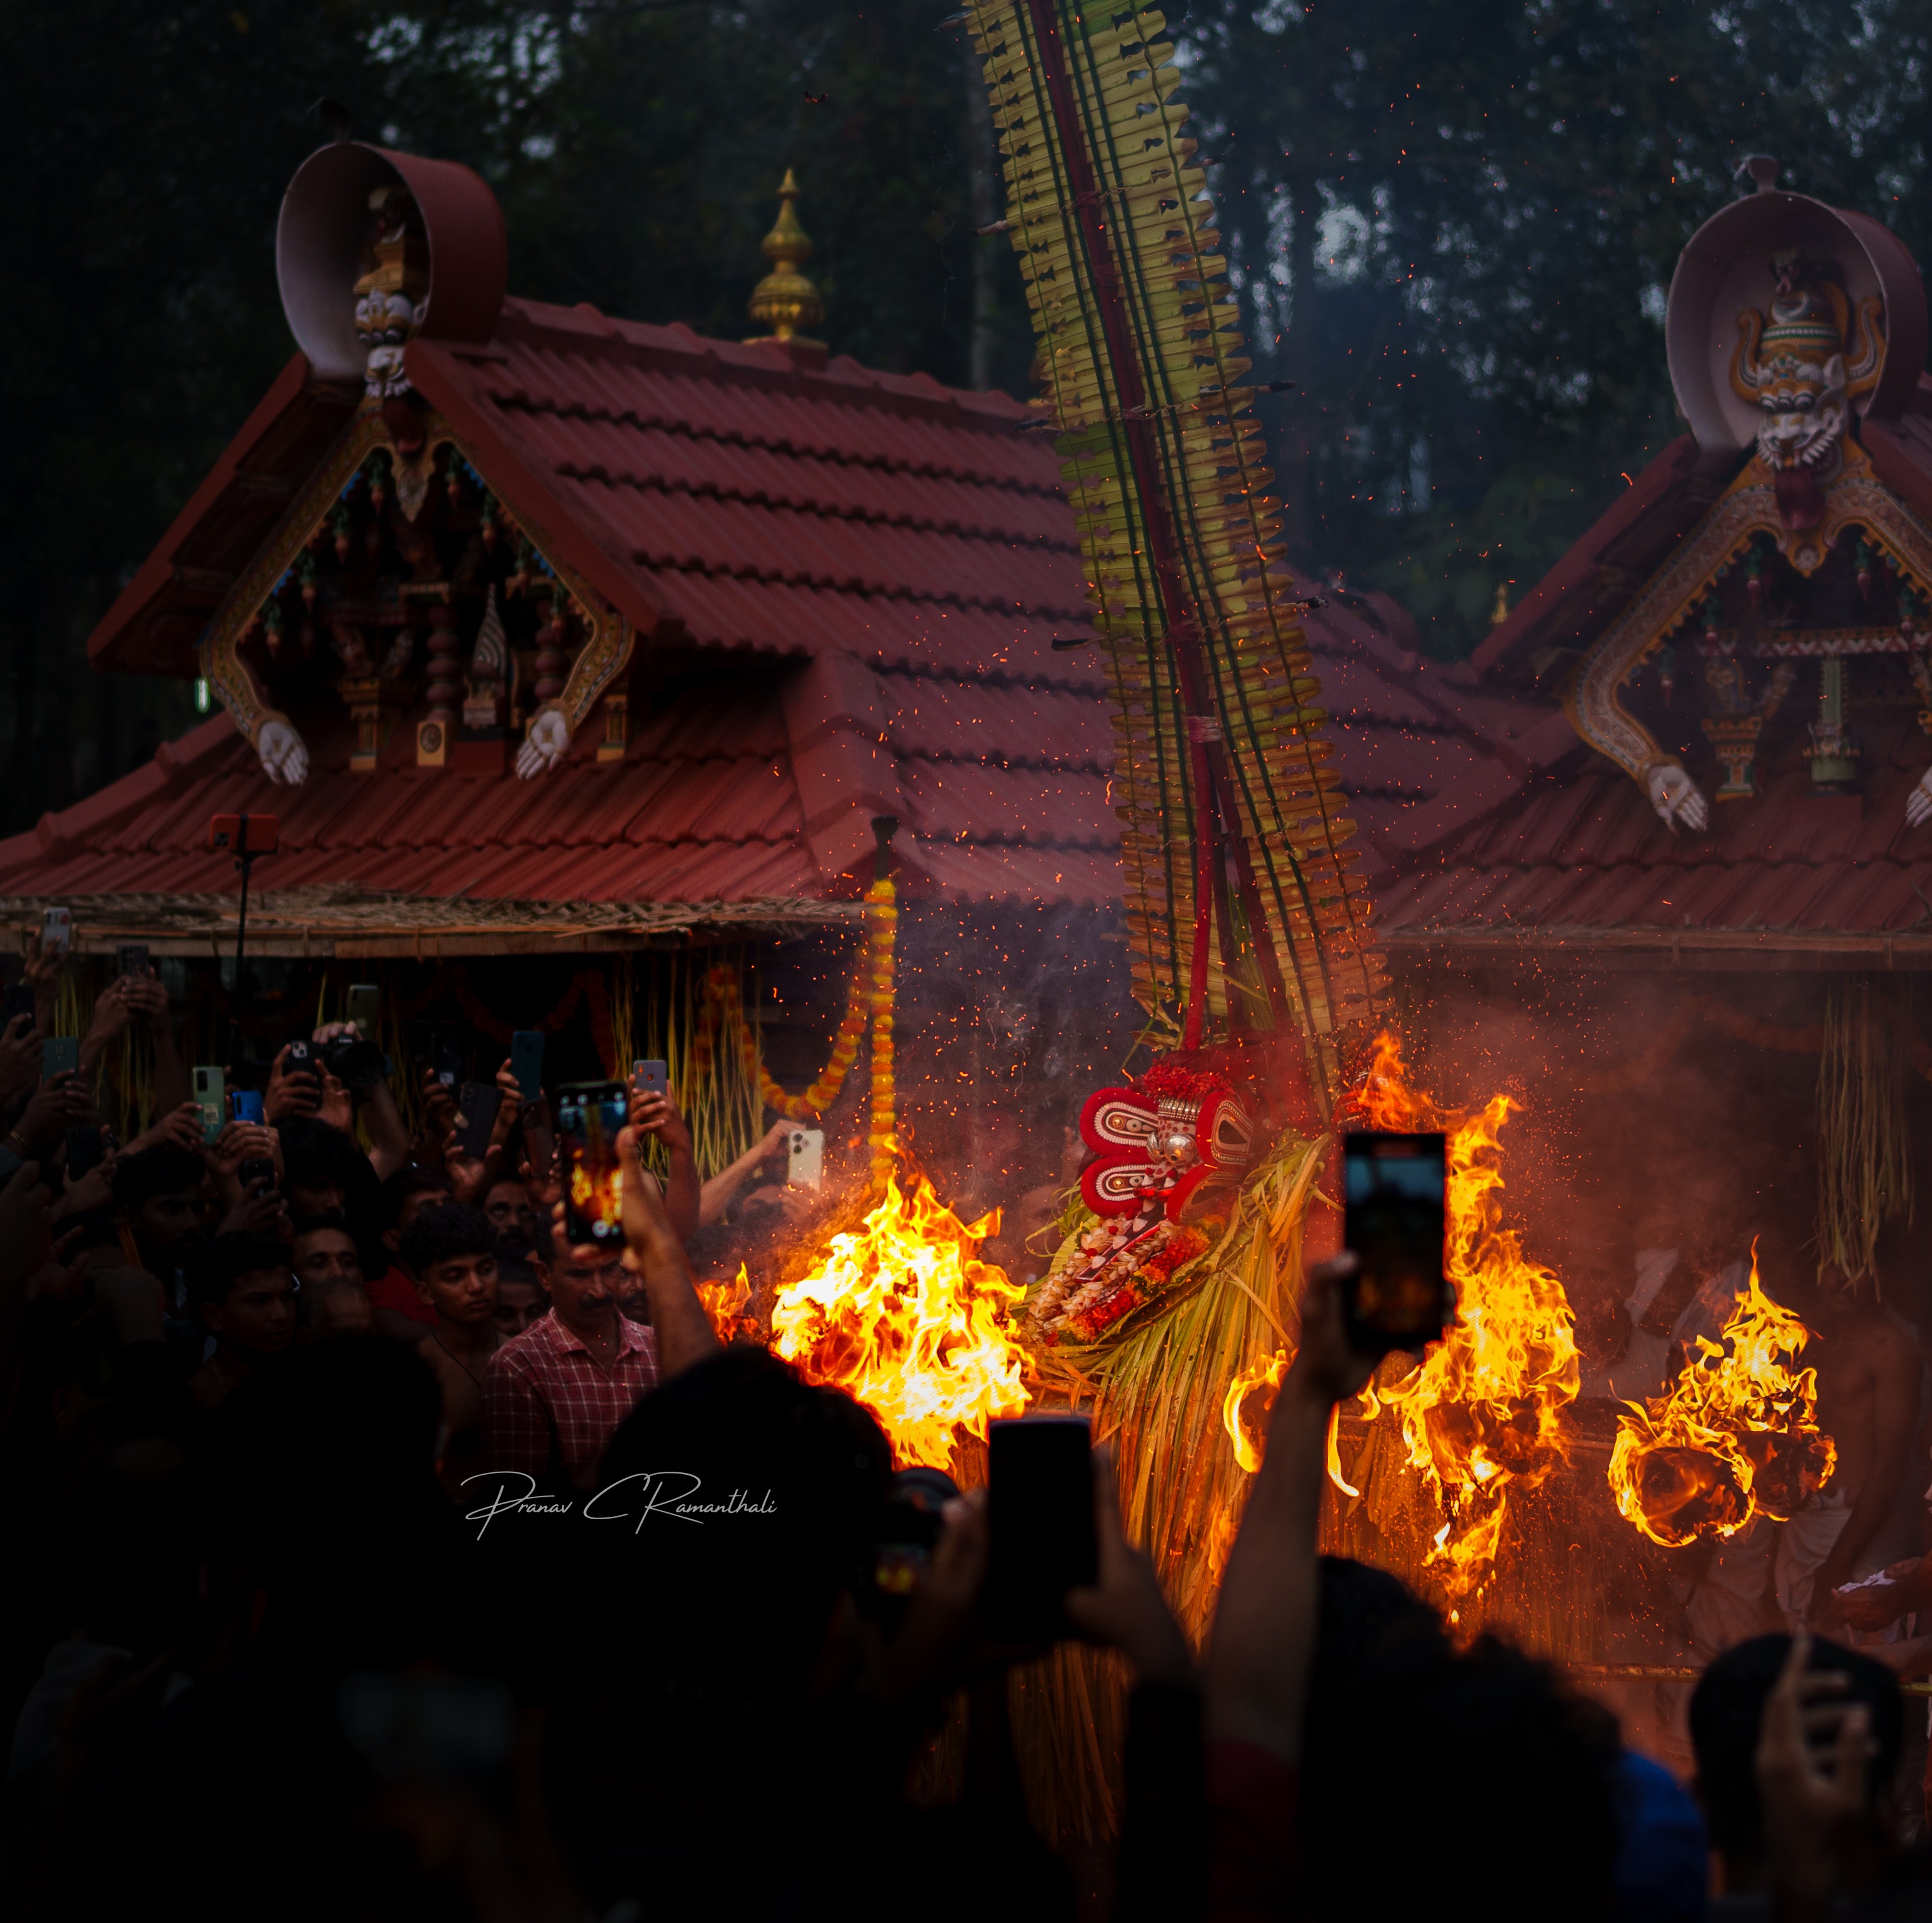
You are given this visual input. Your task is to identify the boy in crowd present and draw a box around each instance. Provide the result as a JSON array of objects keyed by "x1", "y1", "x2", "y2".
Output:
[
  {"x1": 493, "y1": 1242, "x2": 548, "y2": 1339},
  {"x1": 188, "y1": 1232, "x2": 300, "y2": 1410},
  {"x1": 403, "y1": 1203, "x2": 502, "y2": 1496},
  {"x1": 292, "y1": 1212, "x2": 372, "y2": 1338},
  {"x1": 111, "y1": 1148, "x2": 207, "y2": 1295},
  {"x1": 363, "y1": 1164, "x2": 451, "y2": 1340}
]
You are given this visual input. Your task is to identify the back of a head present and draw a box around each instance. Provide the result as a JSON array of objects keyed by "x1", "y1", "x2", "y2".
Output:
[
  {"x1": 1690, "y1": 1633, "x2": 1904, "y2": 1862},
  {"x1": 593, "y1": 1347, "x2": 891, "y2": 1695},
  {"x1": 277, "y1": 1114, "x2": 359, "y2": 1183},
  {"x1": 1302, "y1": 1601, "x2": 1618, "y2": 1923}
]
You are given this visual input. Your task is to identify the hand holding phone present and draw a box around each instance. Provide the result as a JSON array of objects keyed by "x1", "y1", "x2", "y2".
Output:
[
  {"x1": 346, "y1": 983, "x2": 381, "y2": 1037},
  {"x1": 42, "y1": 1037, "x2": 79, "y2": 1080},
  {"x1": 631, "y1": 1059, "x2": 668, "y2": 1102},
  {"x1": 193, "y1": 1065, "x2": 227, "y2": 1144},
  {"x1": 1341, "y1": 1131, "x2": 1451, "y2": 1358},
  {"x1": 557, "y1": 1080, "x2": 628, "y2": 1247},
  {"x1": 510, "y1": 1030, "x2": 544, "y2": 1103},
  {"x1": 787, "y1": 1127, "x2": 824, "y2": 1189},
  {"x1": 983, "y1": 1416, "x2": 1098, "y2": 1642},
  {"x1": 230, "y1": 1089, "x2": 265, "y2": 1125},
  {"x1": 116, "y1": 943, "x2": 150, "y2": 978},
  {"x1": 456, "y1": 1081, "x2": 504, "y2": 1161}
]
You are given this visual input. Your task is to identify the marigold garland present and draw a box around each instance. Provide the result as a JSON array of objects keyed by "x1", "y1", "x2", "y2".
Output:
[{"x1": 693, "y1": 873, "x2": 899, "y2": 1188}]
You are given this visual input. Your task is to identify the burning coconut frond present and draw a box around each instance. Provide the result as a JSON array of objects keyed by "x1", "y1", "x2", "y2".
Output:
[
  {"x1": 769, "y1": 1169, "x2": 1032, "y2": 1471},
  {"x1": 1347, "y1": 1032, "x2": 1580, "y2": 1603},
  {"x1": 1608, "y1": 1242, "x2": 1836, "y2": 1548},
  {"x1": 695, "y1": 1265, "x2": 757, "y2": 1346}
]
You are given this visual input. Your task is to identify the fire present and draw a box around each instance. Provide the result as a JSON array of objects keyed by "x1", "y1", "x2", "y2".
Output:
[
  {"x1": 769, "y1": 1169, "x2": 1032, "y2": 1470},
  {"x1": 1223, "y1": 1348, "x2": 1291, "y2": 1473},
  {"x1": 1608, "y1": 1242, "x2": 1836, "y2": 1548},
  {"x1": 1348, "y1": 1032, "x2": 1580, "y2": 1601},
  {"x1": 695, "y1": 1265, "x2": 757, "y2": 1346}
]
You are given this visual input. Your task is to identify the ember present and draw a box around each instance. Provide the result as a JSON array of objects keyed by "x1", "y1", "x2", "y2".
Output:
[
  {"x1": 1349, "y1": 1033, "x2": 1580, "y2": 1602},
  {"x1": 1607, "y1": 1241, "x2": 1836, "y2": 1548},
  {"x1": 769, "y1": 1169, "x2": 1032, "y2": 1470}
]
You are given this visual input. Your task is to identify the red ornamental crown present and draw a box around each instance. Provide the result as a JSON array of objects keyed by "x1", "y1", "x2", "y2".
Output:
[{"x1": 1078, "y1": 1062, "x2": 1254, "y2": 1221}]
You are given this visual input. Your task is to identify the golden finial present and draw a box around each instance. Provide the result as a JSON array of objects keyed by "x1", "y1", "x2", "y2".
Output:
[
  {"x1": 746, "y1": 169, "x2": 825, "y2": 345},
  {"x1": 1490, "y1": 581, "x2": 1511, "y2": 627}
]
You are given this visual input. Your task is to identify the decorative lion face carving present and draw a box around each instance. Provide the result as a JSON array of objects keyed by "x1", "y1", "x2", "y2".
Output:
[
  {"x1": 355, "y1": 288, "x2": 419, "y2": 399},
  {"x1": 1730, "y1": 251, "x2": 1883, "y2": 530}
]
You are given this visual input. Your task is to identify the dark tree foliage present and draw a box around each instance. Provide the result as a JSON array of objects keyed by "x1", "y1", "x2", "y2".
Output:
[{"x1": 5, "y1": 1, "x2": 1929, "y2": 829}]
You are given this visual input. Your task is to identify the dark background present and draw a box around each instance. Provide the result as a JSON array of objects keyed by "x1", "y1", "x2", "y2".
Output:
[{"x1": 8, "y1": 0, "x2": 1931, "y2": 831}]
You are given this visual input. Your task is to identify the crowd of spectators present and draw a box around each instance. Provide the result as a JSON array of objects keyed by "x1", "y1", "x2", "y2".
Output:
[{"x1": 0, "y1": 945, "x2": 1927, "y2": 1920}]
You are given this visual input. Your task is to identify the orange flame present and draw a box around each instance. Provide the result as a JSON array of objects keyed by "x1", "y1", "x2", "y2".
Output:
[
  {"x1": 695, "y1": 1265, "x2": 756, "y2": 1346},
  {"x1": 1607, "y1": 1241, "x2": 1836, "y2": 1548},
  {"x1": 1349, "y1": 1032, "x2": 1579, "y2": 1601},
  {"x1": 770, "y1": 1169, "x2": 1032, "y2": 1470},
  {"x1": 1223, "y1": 1348, "x2": 1291, "y2": 1473}
]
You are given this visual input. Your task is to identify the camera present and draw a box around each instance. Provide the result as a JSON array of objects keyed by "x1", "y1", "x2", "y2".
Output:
[
  {"x1": 859, "y1": 1465, "x2": 959, "y2": 1633},
  {"x1": 319, "y1": 1034, "x2": 387, "y2": 1092}
]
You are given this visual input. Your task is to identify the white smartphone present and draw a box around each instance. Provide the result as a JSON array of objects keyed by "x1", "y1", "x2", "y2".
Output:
[
  {"x1": 41, "y1": 906, "x2": 72, "y2": 956},
  {"x1": 787, "y1": 1126, "x2": 824, "y2": 1190}
]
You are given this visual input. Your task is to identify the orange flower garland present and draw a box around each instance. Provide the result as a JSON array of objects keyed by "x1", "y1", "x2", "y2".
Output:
[{"x1": 693, "y1": 871, "x2": 899, "y2": 1188}]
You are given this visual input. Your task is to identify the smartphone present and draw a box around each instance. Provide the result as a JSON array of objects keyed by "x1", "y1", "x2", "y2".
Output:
[
  {"x1": 456, "y1": 1080, "x2": 503, "y2": 1161},
  {"x1": 347, "y1": 983, "x2": 381, "y2": 1037},
  {"x1": 3, "y1": 983, "x2": 34, "y2": 1029},
  {"x1": 1341, "y1": 1131, "x2": 1451, "y2": 1358},
  {"x1": 511, "y1": 1030, "x2": 544, "y2": 1102},
  {"x1": 787, "y1": 1126, "x2": 824, "y2": 1190},
  {"x1": 631, "y1": 1058, "x2": 668, "y2": 1102},
  {"x1": 431, "y1": 1027, "x2": 464, "y2": 1090},
  {"x1": 984, "y1": 1416, "x2": 1098, "y2": 1641},
  {"x1": 285, "y1": 1038, "x2": 318, "y2": 1085},
  {"x1": 42, "y1": 1036, "x2": 79, "y2": 1079},
  {"x1": 193, "y1": 1064, "x2": 226, "y2": 1143},
  {"x1": 116, "y1": 942, "x2": 150, "y2": 978},
  {"x1": 556, "y1": 1079, "x2": 628, "y2": 1247},
  {"x1": 41, "y1": 906, "x2": 72, "y2": 956},
  {"x1": 230, "y1": 1089, "x2": 264, "y2": 1125},
  {"x1": 238, "y1": 1156, "x2": 277, "y2": 1192},
  {"x1": 65, "y1": 1126, "x2": 104, "y2": 1181}
]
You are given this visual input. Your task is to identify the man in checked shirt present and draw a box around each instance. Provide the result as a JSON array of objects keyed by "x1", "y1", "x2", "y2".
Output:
[{"x1": 483, "y1": 1125, "x2": 720, "y2": 1489}]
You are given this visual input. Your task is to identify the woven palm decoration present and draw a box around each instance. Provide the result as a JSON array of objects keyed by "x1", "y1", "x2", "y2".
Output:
[{"x1": 969, "y1": 0, "x2": 1382, "y2": 1095}]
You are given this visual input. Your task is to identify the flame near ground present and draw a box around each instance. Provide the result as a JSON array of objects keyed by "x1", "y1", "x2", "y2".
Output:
[
  {"x1": 1225, "y1": 1033, "x2": 1581, "y2": 1609},
  {"x1": 1608, "y1": 1242, "x2": 1836, "y2": 1547},
  {"x1": 768, "y1": 1169, "x2": 1032, "y2": 1469}
]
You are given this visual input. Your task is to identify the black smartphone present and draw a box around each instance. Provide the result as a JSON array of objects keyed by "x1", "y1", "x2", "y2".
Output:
[
  {"x1": 3, "y1": 983, "x2": 34, "y2": 1028},
  {"x1": 42, "y1": 1037, "x2": 79, "y2": 1079},
  {"x1": 510, "y1": 1030, "x2": 544, "y2": 1102},
  {"x1": 64, "y1": 1126, "x2": 104, "y2": 1181},
  {"x1": 431, "y1": 1027, "x2": 464, "y2": 1090},
  {"x1": 285, "y1": 1037, "x2": 319, "y2": 1084},
  {"x1": 116, "y1": 942, "x2": 150, "y2": 978},
  {"x1": 556, "y1": 1079, "x2": 628, "y2": 1247},
  {"x1": 456, "y1": 1080, "x2": 503, "y2": 1161},
  {"x1": 983, "y1": 1415, "x2": 1098, "y2": 1642},
  {"x1": 239, "y1": 1157, "x2": 277, "y2": 1192},
  {"x1": 1341, "y1": 1131, "x2": 1451, "y2": 1358}
]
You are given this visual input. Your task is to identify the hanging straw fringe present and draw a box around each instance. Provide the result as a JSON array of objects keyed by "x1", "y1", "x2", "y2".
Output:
[
  {"x1": 1006, "y1": 1125, "x2": 1326, "y2": 1844},
  {"x1": 1816, "y1": 976, "x2": 1913, "y2": 1293}
]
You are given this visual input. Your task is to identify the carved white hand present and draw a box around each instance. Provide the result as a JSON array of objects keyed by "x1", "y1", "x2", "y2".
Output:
[
  {"x1": 256, "y1": 719, "x2": 310, "y2": 786},
  {"x1": 1645, "y1": 761, "x2": 1707, "y2": 833},
  {"x1": 1907, "y1": 769, "x2": 1932, "y2": 828},
  {"x1": 514, "y1": 708, "x2": 570, "y2": 779}
]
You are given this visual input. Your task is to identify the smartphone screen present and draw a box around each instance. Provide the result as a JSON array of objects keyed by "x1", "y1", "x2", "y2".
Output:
[
  {"x1": 456, "y1": 1080, "x2": 503, "y2": 1160},
  {"x1": 117, "y1": 942, "x2": 150, "y2": 978},
  {"x1": 347, "y1": 984, "x2": 381, "y2": 1036},
  {"x1": 42, "y1": 1037, "x2": 79, "y2": 1079},
  {"x1": 511, "y1": 1030, "x2": 544, "y2": 1102},
  {"x1": 984, "y1": 1416, "x2": 1098, "y2": 1641},
  {"x1": 230, "y1": 1089, "x2": 265, "y2": 1125},
  {"x1": 1341, "y1": 1131, "x2": 1449, "y2": 1356},
  {"x1": 193, "y1": 1065, "x2": 226, "y2": 1143},
  {"x1": 557, "y1": 1080, "x2": 628, "y2": 1247}
]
